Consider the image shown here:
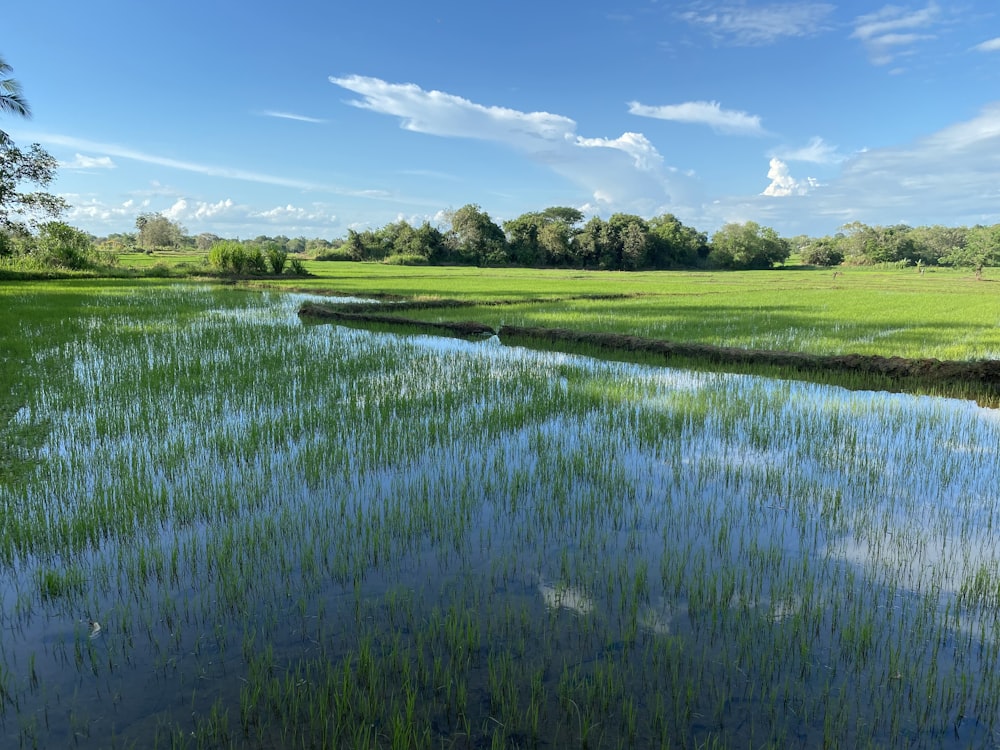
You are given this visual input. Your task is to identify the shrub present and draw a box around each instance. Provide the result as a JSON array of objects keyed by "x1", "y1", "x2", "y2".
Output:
[
  {"x1": 314, "y1": 248, "x2": 356, "y2": 262},
  {"x1": 286, "y1": 258, "x2": 308, "y2": 276},
  {"x1": 384, "y1": 253, "x2": 429, "y2": 266},
  {"x1": 37, "y1": 222, "x2": 94, "y2": 270},
  {"x1": 801, "y1": 240, "x2": 844, "y2": 267},
  {"x1": 266, "y1": 244, "x2": 288, "y2": 275},
  {"x1": 209, "y1": 241, "x2": 267, "y2": 275}
]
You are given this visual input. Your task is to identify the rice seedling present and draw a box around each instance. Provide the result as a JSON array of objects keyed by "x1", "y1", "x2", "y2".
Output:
[{"x1": 1, "y1": 279, "x2": 999, "y2": 747}]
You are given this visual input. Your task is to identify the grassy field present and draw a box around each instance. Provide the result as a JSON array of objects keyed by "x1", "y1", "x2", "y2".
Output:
[
  {"x1": 241, "y1": 261, "x2": 999, "y2": 362},
  {"x1": 69, "y1": 251, "x2": 999, "y2": 378}
]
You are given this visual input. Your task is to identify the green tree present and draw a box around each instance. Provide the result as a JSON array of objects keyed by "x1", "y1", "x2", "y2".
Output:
[
  {"x1": 1, "y1": 142, "x2": 67, "y2": 232},
  {"x1": 195, "y1": 232, "x2": 221, "y2": 250},
  {"x1": 800, "y1": 237, "x2": 844, "y2": 266},
  {"x1": 135, "y1": 212, "x2": 185, "y2": 249},
  {"x1": 540, "y1": 206, "x2": 584, "y2": 225},
  {"x1": 709, "y1": 221, "x2": 790, "y2": 269},
  {"x1": 836, "y1": 222, "x2": 917, "y2": 265},
  {"x1": 504, "y1": 213, "x2": 543, "y2": 265},
  {"x1": 647, "y1": 214, "x2": 708, "y2": 268},
  {"x1": 1, "y1": 55, "x2": 31, "y2": 147},
  {"x1": 447, "y1": 204, "x2": 507, "y2": 266},
  {"x1": 538, "y1": 220, "x2": 575, "y2": 266},
  {"x1": 596, "y1": 214, "x2": 649, "y2": 270},
  {"x1": 942, "y1": 224, "x2": 1000, "y2": 272},
  {"x1": 0, "y1": 55, "x2": 64, "y2": 233},
  {"x1": 567, "y1": 216, "x2": 603, "y2": 268},
  {"x1": 36, "y1": 221, "x2": 94, "y2": 269},
  {"x1": 620, "y1": 221, "x2": 650, "y2": 270},
  {"x1": 907, "y1": 225, "x2": 967, "y2": 266}
]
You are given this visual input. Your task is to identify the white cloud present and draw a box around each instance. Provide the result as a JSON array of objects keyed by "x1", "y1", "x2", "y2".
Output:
[
  {"x1": 574, "y1": 132, "x2": 664, "y2": 171},
  {"x1": 973, "y1": 37, "x2": 1000, "y2": 52},
  {"x1": 260, "y1": 110, "x2": 328, "y2": 124},
  {"x1": 64, "y1": 193, "x2": 343, "y2": 236},
  {"x1": 31, "y1": 132, "x2": 385, "y2": 198},
  {"x1": 250, "y1": 203, "x2": 338, "y2": 226},
  {"x1": 61, "y1": 153, "x2": 116, "y2": 170},
  {"x1": 702, "y1": 101, "x2": 1000, "y2": 233},
  {"x1": 770, "y1": 136, "x2": 844, "y2": 164},
  {"x1": 918, "y1": 102, "x2": 1000, "y2": 151},
  {"x1": 331, "y1": 75, "x2": 577, "y2": 146},
  {"x1": 761, "y1": 158, "x2": 817, "y2": 196},
  {"x1": 162, "y1": 199, "x2": 189, "y2": 222},
  {"x1": 628, "y1": 100, "x2": 765, "y2": 135},
  {"x1": 678, "y1": 2, "x2": 835, "y2": 45},
  {"x1": 192, "y1": 199, "x2": 236, "y2": 220},
  {"x1": 851, "y1": 4, "x2": 939, "y2": 65},
  {"x1": 330, "y1": 74, "x2": 688, "y2": 215},
  {"x1": 63, "y1": 196, "x2": 138, "y2": 223}
]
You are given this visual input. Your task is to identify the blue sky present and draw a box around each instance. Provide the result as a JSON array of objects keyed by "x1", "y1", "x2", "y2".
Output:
[{"x1": 5, "y1": 1, "x2": 1000, "y2": 240}]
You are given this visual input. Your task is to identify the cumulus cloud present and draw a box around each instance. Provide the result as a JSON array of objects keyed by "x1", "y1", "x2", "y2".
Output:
[
  {"x1": 61, "y1": 153, "x2": 116, "y2": 170},
  {"x1": 330, "y1": 74, "x2": 688, "y2": 215},
  {"x1": 677, "y1": 2, "x2": 835, "y2": 45},
  {"x1": 760, "y1": 158, "x2": 817, "y2": 196},
  {"x1": 63, "y1": 196, "x2": 138, "y2": 223},
  {"x1": 186, "y1": 198, "x2": 237, "y2": 220},
  {"x1": 770, "y1": 136, "x2": 844, "y2": 164},
  {"x1": 162, "y1": 199, "x2": 189, "y2": 222},
  {"x1": 973, "y1": 37, "x2": 1000, "y2": 52},
  {"x1": 65, "y1": 192, "x2": 344, "y2": 236},
  {"x1": 851, "y1": 4, "x2": 939, "y2": 65},
  {"x1": 628, "y1": 100, "x2": 765, "y2": 135}
]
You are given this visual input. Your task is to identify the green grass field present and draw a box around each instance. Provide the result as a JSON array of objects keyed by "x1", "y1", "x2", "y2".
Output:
[
  {"x1": 273, "y1": 262, "x2": 998, "y2": 361},
  {"x1": 102, "y1": 252, "x2": 1000, "y2": 361}
]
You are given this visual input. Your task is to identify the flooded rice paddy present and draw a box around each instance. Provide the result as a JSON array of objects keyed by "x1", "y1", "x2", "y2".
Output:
[{"x1": 2, "y1": 284, "x2": 1000, "y2": 748}]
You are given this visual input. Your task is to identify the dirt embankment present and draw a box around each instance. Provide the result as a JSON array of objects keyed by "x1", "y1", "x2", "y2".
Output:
[{"x1": 298, "y1": 302, "x2": 1000, "y2": 393}]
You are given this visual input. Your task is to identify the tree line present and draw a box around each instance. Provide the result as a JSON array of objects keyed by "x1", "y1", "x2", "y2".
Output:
[
  {"x1": 310, "y1": 206, "x2": 1000, "y2": 272},
  {"x1": 320, "y1": 205, "x2": 791, "y2": 271}
]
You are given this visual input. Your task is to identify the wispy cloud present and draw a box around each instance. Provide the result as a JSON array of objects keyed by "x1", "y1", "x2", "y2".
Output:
[
  {"x1": 628, "y1": 100, "x2": 765, "y2": 136},
  {"x1": 972, "y1": 37, "x2": 1000, "y2": 53},
  {"x1": 678, "y1": 2, "x2": 835, "y2": 46},
  {"x1": 851, "y1": 3, "x2": 939, "y2": 65},
  {"x1": 259, "y1": 110, "x2": 328, "y2": 124},
  {"x1": 770, "y1": 136, "x2": 844, "y2": 164},
  {"x1": 397, "y1": 168, "x2": 462, "y2": 182},
  {"x1": 27, "y1": 132, "x2": 386, "y2": 198},
  {"x1": 61, "y1": 153, "x2": 116, "y2": 170},
  {"x1": 330, "y1": 74, "x2": 689, "y2": 214}
]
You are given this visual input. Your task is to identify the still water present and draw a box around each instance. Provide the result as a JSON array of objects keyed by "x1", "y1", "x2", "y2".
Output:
[{"x1": 2, "y1": 287, "x2": 999, "y2": 748}]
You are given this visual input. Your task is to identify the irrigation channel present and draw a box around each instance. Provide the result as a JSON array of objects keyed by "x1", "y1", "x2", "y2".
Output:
[{"x1": 2, "y1": 284, "x2": 1000, "y2": 748}]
